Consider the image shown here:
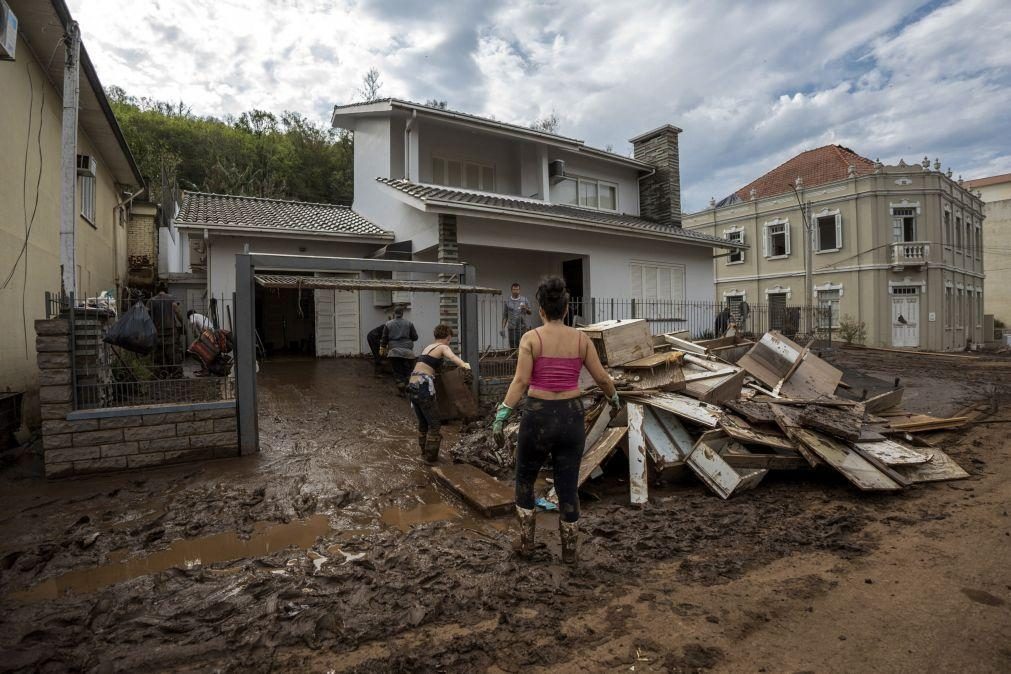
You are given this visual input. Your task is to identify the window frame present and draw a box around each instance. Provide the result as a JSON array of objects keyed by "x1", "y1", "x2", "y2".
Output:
[
  {"x1": 943, "y1": 209, "x2": 952, "y2": 248},
  {"x1": 431, "y1": 155, "x2": 496, "y2": 191},
  {"x1": 724, "y1": 227, "x2": 745, "y2": 264},
  {"x1": 816, "y1": 288, "x2": 841, "y2": 329},
  {"x1": 891, "y1": 207, "x2": 916, "y2": 242},
  {"x1": 79, "y1": 174, "x2": 96, "y2": 225},
  {"x1": 763, "y1": 218, "x2": 791, "y2": 259},
  {"x1": 554, "y1": 175, "x2": 620, "y2": 212},
  {"x1": 629, "y1": 260, "x2": 686, "y2": 319},
  {"x1": 813, "y1": 209, "x2": 842, "y2": 253}
]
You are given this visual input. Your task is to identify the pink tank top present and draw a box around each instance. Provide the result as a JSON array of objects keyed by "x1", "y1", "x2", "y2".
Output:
[{"x1": 528, "y1": 329, "x2": 583, "y2": 392}]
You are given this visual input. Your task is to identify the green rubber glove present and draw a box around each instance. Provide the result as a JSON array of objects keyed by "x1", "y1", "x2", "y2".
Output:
[
  {"x1": 492, "y1": 403, "x2": 513, "y2": 448},
  {"x1": 608, "y1": 391, "x2": 621, "y2": 411}
]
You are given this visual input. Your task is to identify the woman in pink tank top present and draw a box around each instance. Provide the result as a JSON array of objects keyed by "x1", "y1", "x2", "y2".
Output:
[{"x1": 491, "y1": 277, "x2": 620, "y2": 563}]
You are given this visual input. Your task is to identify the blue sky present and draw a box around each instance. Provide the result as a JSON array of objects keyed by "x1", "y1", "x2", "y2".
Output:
[{"x1": 68, "y1": 0, "x2": 1011, "y2": 211}]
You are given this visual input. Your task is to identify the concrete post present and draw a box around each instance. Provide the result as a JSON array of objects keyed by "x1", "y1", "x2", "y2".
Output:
[
  {"x1": 234, "y1": 254, "x2": 258, "y2": 454},
  {"x1": 462, "y1": 264, "x2": 480, "y2": 396},
  {"x1": 59, "y1": 22, "x2": 81, "y2": 297}
]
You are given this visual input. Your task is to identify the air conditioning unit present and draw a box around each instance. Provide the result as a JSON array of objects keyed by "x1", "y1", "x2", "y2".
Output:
[
  {"x1": 76, "y1": 154, "x2": 96, "y2": 177},
  {"x1": 0, "y1": 0, "x2": 17, "y2": 61},
  {"x1": 548, "y1": 159, "x2": 566, "y2": 184}
]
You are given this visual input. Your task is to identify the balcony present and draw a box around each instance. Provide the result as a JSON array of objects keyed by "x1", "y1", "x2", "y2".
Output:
[{"x1": 891, "y1": 241, "x2": 930, "y2": 269}]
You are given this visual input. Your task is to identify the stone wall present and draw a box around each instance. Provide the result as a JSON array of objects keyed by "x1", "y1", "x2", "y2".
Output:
[
  {"x1": 632, "y1": 125, "x2": 682, "y2": 227},
  {"x1": 35, "y1": 317, "x2": 239, "y2": 478}
]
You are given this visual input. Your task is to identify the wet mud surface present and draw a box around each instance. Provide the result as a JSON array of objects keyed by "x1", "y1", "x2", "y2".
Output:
[{"x1": 1, "y1": 355, "x2": 1009, "y2": 672}]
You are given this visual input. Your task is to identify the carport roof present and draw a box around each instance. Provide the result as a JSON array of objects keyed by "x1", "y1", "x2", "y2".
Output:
[{"x1": 254, "y1": 274, "x2": 501, "y2": 294}]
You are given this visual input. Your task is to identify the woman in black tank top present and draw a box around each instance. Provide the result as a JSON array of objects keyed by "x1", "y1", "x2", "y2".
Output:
[{"x1": 407, "y1": 324, "x2": 471, "y2": 463}]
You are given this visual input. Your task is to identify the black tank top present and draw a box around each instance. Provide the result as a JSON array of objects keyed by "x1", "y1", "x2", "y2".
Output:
[{"x1": 417, "y1": 347, "x2": 442, "y2": 368}]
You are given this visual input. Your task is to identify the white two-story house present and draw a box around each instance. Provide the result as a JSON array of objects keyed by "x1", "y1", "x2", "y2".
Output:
[
  {"x1": 163, "y1": 100, "x2": 742, "y2": 357},
  {"x1": 331, "y1": 99, "x2": 742, "y2": 349}
]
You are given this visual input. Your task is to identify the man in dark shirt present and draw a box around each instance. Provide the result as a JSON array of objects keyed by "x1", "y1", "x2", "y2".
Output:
[
  {"x1": 381, "y1": 306, "x2": 418, "y2": 395},
  {"x1": 148, "y1": 284, "x2": 185, "y2": 379}
]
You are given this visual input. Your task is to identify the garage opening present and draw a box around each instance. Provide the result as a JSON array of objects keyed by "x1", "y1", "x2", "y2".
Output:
[{"x1": 255, "y1": 272, "x2": 362, "y2": 357}]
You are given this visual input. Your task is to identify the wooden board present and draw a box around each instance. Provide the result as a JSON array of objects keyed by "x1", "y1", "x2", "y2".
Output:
[
  {"x1": 432, "y1": 464, "x2": 514, "y2": 517},
  {"x1": 577, "y1": 426, "x2": 628, "y2": 487},
  {"x1": 585, "y1": 402, "x2": 615, "y2": 452},
  {"x1": 720, "y1": 447, "x2": 807, "y2": 470},
  {"x1": 687, "y1": 431, "x2": 768, "y2": 499},
  {"x1": 625, "y1": 392, "x2": 723, "y2": 428},
  {"x1": 649, "y1": 407, "x2": 695, "y2": 459},
  {"x1": 799, "y1": 404, "x2": 864, "y2": 441},
  {"x1": 854, "y1": 439, "x2": 931, "y2": 465},
  {"x1": 720, "y1": 414, "x2": 797, "y2": 451},
  {"x1": 738, "y1": 331, "x2": 842, "y2": 399},
  {"x1": 892, "y1": 447, "x2": 970, "y2": 483},
  {"x1": 790, "y1": 428, "x2": 903, "y2": 491},
  {"x1": 626, "y1": 403, "x2": 649, "y2": 504},
  {"x1": 663, "y1": 335, "x2": 708, "y2": 355},
  {"x1": 725, "y1": 399, "x2": 777, "y2": 424},
  {"x1": 623, "y1": 352, "x2": 683, "y2": 368},
  {"x1": 684, "y1": 368, "x2": 746, "y2": 404},
  {"x1": 864, "y1": 388, "x2": 904, "y2": 414},
  {"x1": 614, "y1": 362, "x2": 686, "y2": 392},
  {"x1": 887, "y1": 415, "x2": 969, "y2": 432},
  {"x1": 435, "y1": 368, "x2": 479, "y2": 420},
  {"x1": 770, "y1": 403, "x2": 821, "y2": 467},
  {"x1": 579, "y1": 319, "x2": 652, "y2": 366},
  {"x1": 641, "y1": 406, "x2": 686, "y2": 469}
]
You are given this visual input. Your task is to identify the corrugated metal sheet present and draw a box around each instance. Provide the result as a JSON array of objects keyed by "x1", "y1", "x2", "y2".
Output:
[{"x1": 254, "y1": 274, "x2": 501, "y2": 294}]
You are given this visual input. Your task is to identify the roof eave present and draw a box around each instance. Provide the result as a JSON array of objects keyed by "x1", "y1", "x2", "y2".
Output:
[{"x1": 174, "y1": 222, "x2": 394, "y2": 241}]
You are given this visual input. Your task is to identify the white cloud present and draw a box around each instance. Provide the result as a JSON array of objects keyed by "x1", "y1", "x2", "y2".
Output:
[{"x1": 67, "y1": 0, "x2": 1011, "y2": 210}]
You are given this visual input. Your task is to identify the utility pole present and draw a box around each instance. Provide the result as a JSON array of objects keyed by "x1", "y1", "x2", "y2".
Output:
[
  {"x1": 788, "y1": 180, "x2": 813, "y2": 324},
  {"x1": 59, "y1": 22, "x2": 81, "y2": 300}
]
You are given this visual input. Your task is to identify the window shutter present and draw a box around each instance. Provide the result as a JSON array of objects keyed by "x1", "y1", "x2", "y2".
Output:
[
  {"x1": 630, "y1": 263, "x2": 643, "y2": 308},
  {"x1": 739, "y1": 231, "x2": 745, "y2": 262},
  {"x1": 672, "y1": 266, "x2": 685, "y2": 304},
  {"x1": 784, "y1": 223, "x2": 792, "y2": 256},
  {"x1": 762, "y1": 225, "x2": 769, "y2": 258},
  {"x1": 835, "y1": 213, "x2": 843, "y2": 249},
  {"x1": 812, "y1": 217, "x2": 819, "y2": 251}
]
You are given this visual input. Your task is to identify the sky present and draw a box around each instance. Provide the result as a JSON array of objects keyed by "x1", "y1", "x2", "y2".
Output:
[{"x1": 67, "y1": 0, "x2": 1011, "y2": 212}]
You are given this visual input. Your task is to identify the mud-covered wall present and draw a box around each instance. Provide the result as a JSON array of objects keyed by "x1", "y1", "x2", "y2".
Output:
[{"x1": 35, "y1": 318, "x2": 239, "y2": 478}]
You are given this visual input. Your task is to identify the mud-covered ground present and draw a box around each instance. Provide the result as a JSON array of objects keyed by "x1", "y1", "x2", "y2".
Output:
[{"x1": 1, "y1": 353, "x2": 1009, "y2": 672}]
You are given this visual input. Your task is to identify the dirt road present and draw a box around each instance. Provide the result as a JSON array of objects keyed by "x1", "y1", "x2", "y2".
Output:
[{"x1": 0, "y1": 353, "x2": 1008, "y2": 672}]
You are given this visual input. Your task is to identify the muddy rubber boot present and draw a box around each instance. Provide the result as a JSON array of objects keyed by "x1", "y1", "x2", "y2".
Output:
[
  {"x1": 515, "y1": 506, "x2": 536, "y2": 558},
  {"x1": 417, "y1": 432, "x2": 428, "y2": 453},
  {"x1": 423, "y1": 433, "x2": 442, "y2": 463},
  {"x1": 559, "y1": 519, "x2": 578, "y2": 564}
]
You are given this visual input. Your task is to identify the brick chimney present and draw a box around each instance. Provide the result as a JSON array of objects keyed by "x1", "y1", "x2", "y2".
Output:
[{"x1": 630, "y1": 124, "x2": 683, "y2": 227}]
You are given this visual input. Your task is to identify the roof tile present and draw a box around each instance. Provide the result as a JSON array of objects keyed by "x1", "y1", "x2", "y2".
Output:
[{"x1": 732, "y1": 145, "x2": 876, "y2": 201}]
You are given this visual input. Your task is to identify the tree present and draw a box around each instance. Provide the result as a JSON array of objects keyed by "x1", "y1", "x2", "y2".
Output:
[
  {"x1": 530, "y1": 111, "x2": 560, "y2": 134},
  {"x1": 359, "y1": 68, "x2": 383, "y2": 102},
  {"x1": 424, "y1": 99, "x2": 448, "y2": 109}
]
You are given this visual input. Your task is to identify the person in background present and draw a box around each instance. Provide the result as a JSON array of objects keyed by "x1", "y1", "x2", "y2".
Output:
[
  {"x1": 187, "y1": 310, "x2": 214, "y2": 335},
  {"x1": 381, "y1": 306, "x2": 418, "y2": 395},
  {"x1": 500, "y1": 282, "x2": 532, "y2": 350},
  {"x1": 148, "y1": 283, "x2": 185, "y2": 379},
  {"x1": 492, "y1": 276, "x2": 620, "y2": 564},
  {"x1": 408, "y1": 324, "x2": 471, "y2": 463},
  {"x1": 366, "y1": 323, "x2": 386, "y2": 374}
]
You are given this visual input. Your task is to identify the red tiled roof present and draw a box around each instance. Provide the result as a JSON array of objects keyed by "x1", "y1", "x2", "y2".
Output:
[
  {"x1": 734, "y1": 145, "x2": 876, "y2": 201},
  {"x1": 964, "y1": 172, "x2": 1011, "y2": 189}
]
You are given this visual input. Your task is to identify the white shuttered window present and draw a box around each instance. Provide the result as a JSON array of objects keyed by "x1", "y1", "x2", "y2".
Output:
[{"x1": 630, "y1": 262, "x2": 686, "y2": 319}]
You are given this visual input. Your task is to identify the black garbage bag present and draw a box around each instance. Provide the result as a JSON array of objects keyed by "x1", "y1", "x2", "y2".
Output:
[{"x1": 103, "y1": 301, "x2": 158, "y2": 354}]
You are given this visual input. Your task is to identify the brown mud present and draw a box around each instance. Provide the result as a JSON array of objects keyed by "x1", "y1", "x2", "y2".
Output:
[{"x1": 0, "y1": 354, "x2": 1009, "y2": 672}]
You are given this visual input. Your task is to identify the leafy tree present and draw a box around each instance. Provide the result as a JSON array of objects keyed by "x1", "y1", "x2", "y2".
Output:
[{"x1": 108, "y1": 88, "x2": 354, "y2": 205}]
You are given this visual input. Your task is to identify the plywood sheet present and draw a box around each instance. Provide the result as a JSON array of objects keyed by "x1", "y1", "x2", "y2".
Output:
[
  {"x1": 738, "y1": 331, "x2": 842, "y2": 399},
  {"x1": 577, "y1": 426, "x2": 628, "y2": 487},
  {"x1": 720, "y1": 414, "x2": 797, "y2": 451},
  {"x1": 432, "y1": 464, "x2": 514, "y2": 517},
  {"x1": 855, "y1": 439, "x2": 931, "y2": 465},
  {"x1": 864, "y1": 388, "x2": 904, "y2": 414},
  {"x1": 626, "y1": 392, "x2": 722, "y2": 428},
  {"x1": 435, "y1": 368, "x2": 479, "y2": 420},
  {"x1": 687, "y1": 431, "x2": 768, "y2": 499},
  {"x1": 892, "y1": 447, "x2": 969, "y2": 483},
  {"x1": 790, "y1": 428, "x2": 903, "y2": 491}
]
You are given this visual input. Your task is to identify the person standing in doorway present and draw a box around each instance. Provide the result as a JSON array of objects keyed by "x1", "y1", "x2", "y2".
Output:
[
  {"x1": 492, "y1": 277, "x2": 620, "y2": 564},
  {"x1": 149, "y1": 284, "x2": 185, "y2": 379},
  {"x1": 408, "y1": 324, "x2": 471, "y2": 463},
  {"x1": 381, "y1": 306, "x2": 418, "y2": 395},
  {"x1": 500, "y1": 282, "x2": 532, "y2": 350}
]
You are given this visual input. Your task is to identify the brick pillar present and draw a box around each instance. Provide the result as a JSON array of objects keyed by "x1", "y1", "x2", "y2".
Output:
[
  {"x1": 630, "y1": 124, "x2": 683, "y2": 227},
  {"x1": 437, "y1": 214, "x2": 460, "y2": 349},
  {"x1": 35, "y1": 319, "x2": 75, "y2": 477}
]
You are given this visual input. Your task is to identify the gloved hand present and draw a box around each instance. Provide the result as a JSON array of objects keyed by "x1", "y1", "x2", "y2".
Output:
[
  {"x1": 608, "y1": 391, "x2": 621, "y2": 412},
  {"x1": 492, "y1": 402, "x2": 513, "y2": 448},
  {"x1": 460, "y1": 361, "x2": 472, "y2": 370},
  {"x1": 379, "y1": 345, "x2": 388, "y2": 358}
]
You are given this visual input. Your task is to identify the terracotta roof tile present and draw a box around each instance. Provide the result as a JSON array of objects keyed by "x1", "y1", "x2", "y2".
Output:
[
  {"x1": 176, "y1": 192, "x2": 391, "y2": 238},
  {"x1": 732, "y1": 145, "x2": 876, "y2": 201}
]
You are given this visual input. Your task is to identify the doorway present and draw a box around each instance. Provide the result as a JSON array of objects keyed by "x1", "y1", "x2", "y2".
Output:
[
  {"x1": 562, "y1": 258, "x2": 584, "y2": 325},
  {"x1": 256, "y1": 286, "x2": 316, "y2": 355},
  {"x1": 891, "y1": 287, "x2": 920, "y2": 348}
]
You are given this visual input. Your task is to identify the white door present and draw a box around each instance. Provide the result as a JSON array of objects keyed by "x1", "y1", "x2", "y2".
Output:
[
  {"x1": 314, "y1": 289, "x2": 336, "y2": 357},
  {"x1": 314, "y1": 273, "x2": 361, "y2": 357},
  {"x1": 891, "y1": 288, "x2": 919, "y2": 348}
]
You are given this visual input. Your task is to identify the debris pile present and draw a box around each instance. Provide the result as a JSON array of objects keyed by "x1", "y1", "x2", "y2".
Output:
[{"x1": 447, "y1": 319, "x2": 971, "y2": 512}]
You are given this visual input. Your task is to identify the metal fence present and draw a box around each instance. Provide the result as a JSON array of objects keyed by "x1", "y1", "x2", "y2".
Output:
[
  {"x1": 46, "y1": 290, "x2": 236, "y2": 410},
  {"x1": 475, "y1": 295, "x2": 832, "y2": 379}
]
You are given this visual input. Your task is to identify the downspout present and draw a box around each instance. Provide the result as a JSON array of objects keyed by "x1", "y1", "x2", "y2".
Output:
[{"x1": 405, "y1": 110, "x2": 417, "y2": 180}]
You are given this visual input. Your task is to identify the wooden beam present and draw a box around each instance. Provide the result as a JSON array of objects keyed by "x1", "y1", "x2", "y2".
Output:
[{"x1": 627, "y1": 403, "x2": 649, "y2": 505}]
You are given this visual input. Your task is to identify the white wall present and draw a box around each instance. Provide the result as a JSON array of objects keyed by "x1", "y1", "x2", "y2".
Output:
[
  {"x1": 417, "y1": 119, "x2": 524, "y2": 195},
  {"x1": 548, "y1": 149, "x2": 641, "y2": 216}
]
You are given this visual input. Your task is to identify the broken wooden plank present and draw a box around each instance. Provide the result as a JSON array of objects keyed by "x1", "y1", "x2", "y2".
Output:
[
  {"x1": 648, "y1": 407, "x2": 695, "y2": 459},
  {"x1": 847, "y1": 443, "x2": 913, "y2": 487},
  {"x1": 585, "y1": 403, "x2": 615, "y2": 453},
  {"x1": 684, "y1": 368, "x2": 746, "y2": 404},
  {"x1": 640, "y1": 406, "x2": 684, "y2": 469},
  {"x1": 769, "y1": 403, "x2": 821, "y2": 467},
  {"x1": 854, "y1": 439, "x2": 931, "y2": 465},
  {"x1": 626, "y1": 403, "x2": 649, "y2": 504},
  {"x1": 613, "y1": 361, "x2": 686, "y2": 392},
  {"x1": 578, "y1": 319, "x2": 652, "y2": 366},
  {"x1": 431, "y1": 464, "x2": 514, "y2": 517},
  {"x1": 790, "y1": 428, "x2": 903, "y2": 491},
  {"x1": 892, "y1": 447, "x2": 970, "y2": 483},
  {"x1": 738, "y1": 331, "x2": 842, "y2": 399},
  {"x1": 720, "y1": 414, "x2": 797, "y2": 452},
  {"x1": 623, "y1": 351, "x2": 684, "y2": 368},
  {"x1": 720, "y1": 448, "x2": 808, "y2": 470},
  {"x1": 799, "y1": 404, "x2": 864, "y2": 442},
  {"x1": 687, "y1": 431, "x2": 768, "y2": 499},
  {"x1": 772, "y1": 338, "x2": 813, "y2": 396},
  {"x1": 864, "y1": 388, "x2": 904, "y2": 414},
  {"x1": 663, "y1": 335, "x2": 708, "y2": 355},
  {"x1": 725, "y1": 399, "x2": 777, "y2": 424},
  {"x1": 887, "y1": 415, "x2": 969, "y2": 432},
  {"x1": 577, "y1": 426, "x2": 628, "y2": 487},
  {"x1": 625, "y1": 392, "x2": 723, "y2": 428}
]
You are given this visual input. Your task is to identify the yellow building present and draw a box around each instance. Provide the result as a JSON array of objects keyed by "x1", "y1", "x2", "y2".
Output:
[
  {"x1": 685, "y1": 147, "x2": 984, "y2": 351},
  {"x1": 964, "y1": 173, "x2": 1011, "y2": 327},
  {"x1": 0, "y1": 0, "x2": 143, "y2": 422}
]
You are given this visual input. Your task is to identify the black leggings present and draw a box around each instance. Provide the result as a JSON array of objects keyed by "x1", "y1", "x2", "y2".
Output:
[
  {"x1": 409, "y1": 383, "x2": 441, "y2": 436},
  {"x1": 515, "y1": 398, "x2": 585, "y2": 523}
]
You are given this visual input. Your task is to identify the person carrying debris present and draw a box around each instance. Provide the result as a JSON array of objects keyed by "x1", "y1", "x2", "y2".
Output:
[
  {"x1": 408, "y1": 324, "x2": 471, "y2": 463},
  {"x1": 500, "y1": 282, "x2": 532, "y2": 350},
  {"x1": 148, "y1": 284, "x2": 186, "y2": 379},
  {"x1": 492, "y1": 276, "x2": 620, "y2": 564},
  {"x1": 381, "y1": 306, "x2": 418, "y2": 395}
]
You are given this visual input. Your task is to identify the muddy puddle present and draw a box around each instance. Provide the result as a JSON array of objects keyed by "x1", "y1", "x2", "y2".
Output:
[{"x1": 10, "y1": 514, "x2": 331, "y2": 602}]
